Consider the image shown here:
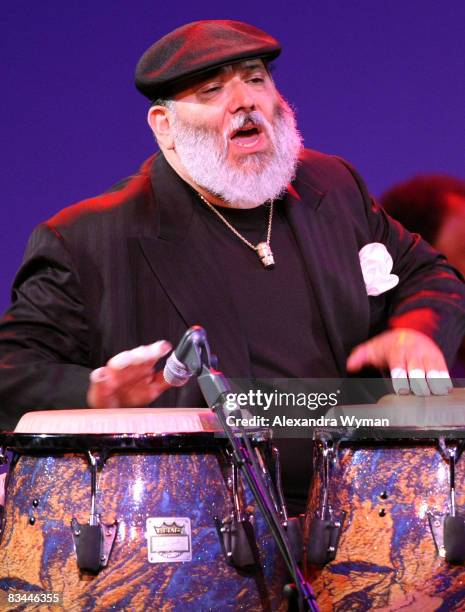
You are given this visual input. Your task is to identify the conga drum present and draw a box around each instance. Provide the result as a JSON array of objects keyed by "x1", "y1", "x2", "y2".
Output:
[
  {"x1": 304, "y1": 391, "x2": 465, "y2": 611},
  {"x1": 0, "y1": 408, "x2": 288, "y2": 611}
]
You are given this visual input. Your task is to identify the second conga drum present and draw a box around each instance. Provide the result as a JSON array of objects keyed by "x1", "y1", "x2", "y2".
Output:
[
  {"x1": 0, "y1": 408, "x2": 288, "y2": 611},
  {"x1": 304, "y1": 394, "x2": 465, "y2": 611}
]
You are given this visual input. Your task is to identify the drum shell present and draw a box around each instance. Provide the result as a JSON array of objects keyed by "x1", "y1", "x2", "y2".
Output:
[
  {"x1": 305, "y1": 440, "x2": 465, "y2": 611},
  {"x1": 0, "y1": 435, "x2": 287, "y2": 611}
]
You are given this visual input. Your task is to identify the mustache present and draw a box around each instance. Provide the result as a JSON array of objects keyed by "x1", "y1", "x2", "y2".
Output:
[{"x1": 225, "y1": 110, "x2": 270, "y2": 140}]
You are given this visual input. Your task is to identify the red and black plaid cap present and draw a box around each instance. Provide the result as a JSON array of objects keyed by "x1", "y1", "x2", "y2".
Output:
[{"x1": 135, "y1": 20, "x2": 281, "y2": 101}]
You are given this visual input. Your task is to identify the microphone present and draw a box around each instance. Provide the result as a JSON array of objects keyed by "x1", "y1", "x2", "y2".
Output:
[
  {"x1": 165, "y1": 325, "x2": 241, "y2": 414},
  {"x1": 163, "y1": 326, "x2": 211, "y2": 386}
]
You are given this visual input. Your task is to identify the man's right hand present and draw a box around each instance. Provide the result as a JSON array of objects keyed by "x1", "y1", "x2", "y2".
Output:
[{"x1": 87, "y1": 340, "x2": 173, "y2": 408}]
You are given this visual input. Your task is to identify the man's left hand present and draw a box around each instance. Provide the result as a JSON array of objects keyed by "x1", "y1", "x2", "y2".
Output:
[{"x1": 346, "y1": 328, "x2": 453, "y2": 396}]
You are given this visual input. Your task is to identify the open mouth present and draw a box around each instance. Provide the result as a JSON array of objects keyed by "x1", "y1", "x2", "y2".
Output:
[{"x1": 229, "y1": 123, "x2": 263, "y2": 147}]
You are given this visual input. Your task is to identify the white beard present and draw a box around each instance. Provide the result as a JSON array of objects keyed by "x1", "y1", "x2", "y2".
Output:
[{"x1": 170, "y1": 99, "x2": 303, "y2": 208}]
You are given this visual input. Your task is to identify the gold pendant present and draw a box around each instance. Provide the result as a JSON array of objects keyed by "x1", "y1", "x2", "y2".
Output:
[{"x1": 257, "y1": 242, "x2": 275, "y2": 269}]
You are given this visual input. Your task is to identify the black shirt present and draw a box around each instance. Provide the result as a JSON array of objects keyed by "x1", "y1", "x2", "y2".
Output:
[
  {"x1": 195, "y1": 198, "x2": 338, "y2": 378},
  {"x1": 195, "y1": 195, "x2": 339, "y2": 513}
]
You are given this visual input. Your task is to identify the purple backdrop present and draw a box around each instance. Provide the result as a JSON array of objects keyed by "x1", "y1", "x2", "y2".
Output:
[{"x1": 2, "y1": 1, "x2": 464, "y2": 312}]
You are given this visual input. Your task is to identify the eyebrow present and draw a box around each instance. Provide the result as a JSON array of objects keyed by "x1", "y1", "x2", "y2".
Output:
[
  {"x1": 238, "y1": 59, "x2": 266, "y2": 72},
  {"x1": 198, "y1": 59, "x2": 267, "y2": 83}
]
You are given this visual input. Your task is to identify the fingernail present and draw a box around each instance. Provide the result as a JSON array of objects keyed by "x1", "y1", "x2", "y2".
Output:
[
  {"x1": 108, "y1": 351, "x2": 132, "y2": 369},
  {"x1": 439, "y1": 370, "x2": 453, "y2": 386},
  {"x1": 90, "y1": 367, "x2": 109, "y2": 383},
  {"x1": 147, "y1": 340, "x2": 172, "y2": 358},
  {"x1": 408, "y1": 368, "x2": 425, "y2": 378},
  {"x1": 130, "y1": 346, "x2": 151, "y2": 365}
]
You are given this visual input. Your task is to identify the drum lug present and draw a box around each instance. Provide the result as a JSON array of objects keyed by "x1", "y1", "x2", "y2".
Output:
[
  {"x1": 71, "y1": 449, "x2": 117, "y2": 574},
  {"x1": 270, "y1": 445, "x2": 304, "y2": 561},
  {"x1": 101, "y1": 521, "x2": 118, "y2": 567},
  {"x1": 271, "y1": 445, "x2": 290, "y2": 523},
  {"x1": 444, "y1": 514, "x2": 465, "y2": 563},
  {"x1": 217, "y1": 452, "x2": 258, "y2": 570},
  {"x1": 428, "y1": 512, "x2": 446, "y2": 558},
  {"x1": 307, "y1": 436, "x2": 346, "y2": 565},
  {"x1": 306, "y1": 510, "x2": 346, "y2": 566},
  {"x1": 428, "y1": 512, "x2": 465, "y2": 565},
  {"x1": 214, "y1": 516, "x2": 259, "y2": 571},
  {"x1": 428, "y1": 510, "x2": 465, "y2": 564},
  {"x1": 71, "y1": 517, "x2": 117, "y2": 573},
  {"x1": 429, "y1": 442, "x2": 465, "y2": 563},
  {"x1": 285, "y1": 516, "x2": 304, "y2": 563}
]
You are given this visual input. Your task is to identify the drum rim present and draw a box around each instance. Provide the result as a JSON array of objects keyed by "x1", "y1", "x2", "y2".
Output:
[
  {"x1": 313, "y1": 426, "x2": 465, "y2": 443},
  {"x1": 0, "y1": 430, "x2": 270, "y2": 451}
]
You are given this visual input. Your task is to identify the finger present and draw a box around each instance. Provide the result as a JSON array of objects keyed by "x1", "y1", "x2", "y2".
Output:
[
  {"x1": 141, "y1": 340, "x2": 173, "y2": 362},
  {"x1": 90, "y1": 366, "x2": 111, "y2": 383},
  {"x1": 88, "y1": 367, "x2": 119, "y2": 408},
  {"x1": 422, "y1": 348, "x2": 451, "y2": 395},
  {"x1": 407, "y1": 367, "x2": 430, "y2": 397},
  {"x1": 347, "y1": 341, "x2": 378, "y2": 372},
  {"x1": 108, "y1": 341, "x2": 172, "y2": 370},
  {"x1": 127, "y1": 342, "x2": 172, "y2": 366},
  {"x1": 405, "y1": 341, "x2": 447, "y2": 396},
  {"x1": 107, "y1": 341, "x2": 172, "y2": 387},
  {"x1": 108, "y1": 350, "x2": 132, "y2": 369},
  {"x1": 390, "y1": 367, "x2": 411, "y2": 395},
  {"x1": 426, "y1": 369, "x2": 453, "y2": 396},
  {"x1": 130, "y1": 346, "x2": 154, "y2": 365}
]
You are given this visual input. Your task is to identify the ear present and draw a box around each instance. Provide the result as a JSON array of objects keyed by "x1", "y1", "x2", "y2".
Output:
[{"x1": 147, "y1": 105, "x2": 175, "y2": 150}]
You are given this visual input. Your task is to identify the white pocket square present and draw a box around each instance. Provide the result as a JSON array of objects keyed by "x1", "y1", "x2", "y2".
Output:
[{"x1": 359, "y1": 243, "x2": 399, "y2": 296}]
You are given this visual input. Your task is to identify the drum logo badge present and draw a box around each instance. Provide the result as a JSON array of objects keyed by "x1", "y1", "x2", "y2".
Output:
[{"x1": 145, "y1": 517, "x2": 192, "y2": 563}]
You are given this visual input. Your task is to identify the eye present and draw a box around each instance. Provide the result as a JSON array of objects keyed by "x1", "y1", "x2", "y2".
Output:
[
  {"x1": 247, "y1": 74, "x2": 266, "y2": 85},
  {"x1": 200, "y1": 84, "x2": 223, "y2": 95}
]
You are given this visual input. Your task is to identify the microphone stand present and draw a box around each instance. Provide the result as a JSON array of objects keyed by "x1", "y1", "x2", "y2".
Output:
[{"x1": 182, "y1": 335, "x2": 318, "y2": 611}]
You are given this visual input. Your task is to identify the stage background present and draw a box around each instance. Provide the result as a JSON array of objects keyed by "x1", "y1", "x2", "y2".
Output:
[{"x1": 2, "y1": 1, "x2": 464, "y2": 312}]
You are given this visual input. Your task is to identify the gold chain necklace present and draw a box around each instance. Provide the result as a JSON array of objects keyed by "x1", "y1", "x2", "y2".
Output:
[{"x1": 197, "y1": 193, "x2": 275, "y2": 268}]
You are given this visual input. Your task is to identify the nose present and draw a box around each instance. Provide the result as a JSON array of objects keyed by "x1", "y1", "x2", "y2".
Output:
[{"x1": 227, "y1": 79, "x2": 255, "y2": 114}]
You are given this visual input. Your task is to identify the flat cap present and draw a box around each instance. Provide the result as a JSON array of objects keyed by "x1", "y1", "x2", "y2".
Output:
[{"x1": 135, "y1": 20, "x2": 281, "y2": 100}]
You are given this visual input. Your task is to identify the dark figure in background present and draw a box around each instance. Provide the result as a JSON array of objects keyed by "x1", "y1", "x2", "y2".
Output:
[
  {"x1": 1, "y1": 21, "x2": 465, "y2": 513},
  {"x1": 381, "y1": 175, "x2": 465, "y2": 377}
]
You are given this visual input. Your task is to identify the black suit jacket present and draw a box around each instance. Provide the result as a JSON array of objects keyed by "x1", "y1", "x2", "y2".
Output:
[{"x1": 1, "y1": 150, "x2": 464, "y2": 429}]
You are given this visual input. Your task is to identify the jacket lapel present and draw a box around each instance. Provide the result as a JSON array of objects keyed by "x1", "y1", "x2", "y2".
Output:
[
  {"x1": 284, "y1": 174, "x2": 369, "y2": 375},
  {"x1": 138, "y1": 154, "x2": 251, "y2": 378}
]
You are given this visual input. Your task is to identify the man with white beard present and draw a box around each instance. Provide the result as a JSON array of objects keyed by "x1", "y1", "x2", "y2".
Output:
[
  {"x1": 163, "y1": 87, "x2": 301, "y2": 209},
  {"x1": 1, "y1": 21, "x2": 465, "y2": 509}
]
